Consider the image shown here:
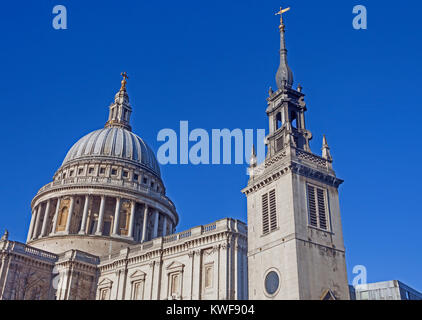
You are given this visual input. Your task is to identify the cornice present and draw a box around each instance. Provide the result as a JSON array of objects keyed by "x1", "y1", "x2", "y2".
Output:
[
  {"x1": 290, "y1": 162, "x2": 343, "y2": 188},
  {"x1": 243, "y1": 160, "x2": 342, "y2": 196}
]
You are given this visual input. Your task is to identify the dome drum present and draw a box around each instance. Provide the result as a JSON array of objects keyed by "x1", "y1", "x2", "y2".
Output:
[{"x1": 28, "y1": 191, "x2": 177, "y2": 256}]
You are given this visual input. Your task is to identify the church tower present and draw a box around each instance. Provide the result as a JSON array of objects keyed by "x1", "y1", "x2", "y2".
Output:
[{"x1": 242, "y1": 8, "x2": 349, "y2": 300}]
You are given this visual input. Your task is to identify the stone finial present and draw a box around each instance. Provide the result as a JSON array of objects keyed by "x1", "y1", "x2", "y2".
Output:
[
  {"x1": 297, "y1": 83, "x2": 303, "y2": 92},
  {"x1": 322, "y1": 135, "x2": 333, "y2": 161},
  {"x1": 249, "y1": 145, "x2": 257, "y2": 168},
  {"x1": 268, "y1": 86, "x2": 274, "y2": 96},
  {"x1": 1, "y1": 229, "x2": 9, "y2": 241}
]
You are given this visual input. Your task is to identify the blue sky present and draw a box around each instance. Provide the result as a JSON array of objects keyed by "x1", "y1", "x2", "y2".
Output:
[{"x1": 0, "y1": 0, "x2": 421, "y2": 291}]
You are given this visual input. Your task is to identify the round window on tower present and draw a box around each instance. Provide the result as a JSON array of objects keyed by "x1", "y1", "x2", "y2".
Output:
[{"x1": 264, "y1": 269, "x2": 280, "y2": 296}]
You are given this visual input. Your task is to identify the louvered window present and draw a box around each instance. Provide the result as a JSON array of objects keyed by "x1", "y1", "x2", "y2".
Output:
[
  {"x1": 262, "y1": 189, "x2": 277, "y2": 235},
  {"x1": 269, "y1": 189, "x2": 277, "y2": 231},
  {"x1": 262, "y1": 193, "x2": 269, "y2": 235},
  {"x1": 307, "y1": 185, "x2": 318, "y2": 227},
  {"x1": 307, "y1": 184, "x2": 329, "y2": 230}
]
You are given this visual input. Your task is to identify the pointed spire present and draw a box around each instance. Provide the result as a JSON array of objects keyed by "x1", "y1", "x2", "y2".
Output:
[
  {"x1": 275, "y1": 6, "x2": 294, "y2": 89},
  {"x1": 105, "y1": 73, "x2": 133, "y2": 131},
  {"x1": 249, "y1": 144, "x2": 257, "y2": 168},
  {"x1": 322, "y1": 135, "x2": 333, "y2": 161}
]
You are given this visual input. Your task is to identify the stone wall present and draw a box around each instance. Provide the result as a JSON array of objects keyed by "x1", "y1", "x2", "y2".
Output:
[{"x1": 97, "y1": 218, "x2": 248, "y2": 300}]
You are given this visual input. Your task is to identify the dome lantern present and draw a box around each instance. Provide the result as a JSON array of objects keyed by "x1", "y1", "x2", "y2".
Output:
[{"x1": 105, "y1": 72, "x2": 133, "y2": 131}]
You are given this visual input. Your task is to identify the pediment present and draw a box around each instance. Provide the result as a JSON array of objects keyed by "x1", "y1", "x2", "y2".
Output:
[
  {"x1": 203, "y1": 248, "x2": 214, "y2": 255},
  {"x1": 166, "y1": 261, "x2": 185, "y2": 271},
  {"x1": 98, "y1": 277, "x2": 113, "y2": 286},
  {"x1": 129, "y1": 269, "x2": 146, "y2": 279}
]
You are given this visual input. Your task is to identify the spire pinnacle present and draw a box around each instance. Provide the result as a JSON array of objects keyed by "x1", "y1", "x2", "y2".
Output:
[
  {"x1": 322, "y1": 135, "x2": 333, "y2": 161},
  {"x1": 275, "y1": 5, "x2": 294, "y2": 89},
  {"x1": 249, "y1": 144, "x2": 257, "y2": 168}
]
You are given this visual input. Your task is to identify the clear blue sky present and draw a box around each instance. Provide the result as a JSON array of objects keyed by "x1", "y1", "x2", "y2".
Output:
[{"x1": 0, "y1": 0, "x2": 421, "y2": 291}]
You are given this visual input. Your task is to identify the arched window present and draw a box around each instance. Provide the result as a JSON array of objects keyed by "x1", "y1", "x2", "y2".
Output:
[
  {"x1": 290, "y1": 111, "x2": 297, "y2": 128},
  {"x1": 276, "y1": 112, "x2": 283, "y2": 130}
]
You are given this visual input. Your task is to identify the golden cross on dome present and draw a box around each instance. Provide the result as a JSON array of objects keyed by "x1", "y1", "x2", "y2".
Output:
[
  {"x1": 120, "y1": 72, "x2": 129, "y2": 91},
  {"x1": 275, "y1": 6, "x2": 291, "y2": 28}
]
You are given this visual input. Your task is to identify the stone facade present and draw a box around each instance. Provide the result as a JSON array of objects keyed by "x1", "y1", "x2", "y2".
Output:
[
  {"x1": 0, "y1": 218, "x2": 246, "y2": 300},
  {"x1": 0, "y1": 240, "x2": 57, "y2": 300},
  {"x1": 96, "y1": 219, "x2": 247, "y2": 300},
  {"x1": 0, "y1": 14, "x2": 350, "y2": 300}
]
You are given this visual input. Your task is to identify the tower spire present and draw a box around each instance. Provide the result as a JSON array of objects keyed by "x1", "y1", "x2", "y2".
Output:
[
  {"x1": 105, "y1": 73, "x2": 133, "y2": 131},
  {"x1": 275, "y1": 6, "x2": 294, "y2": 89}
]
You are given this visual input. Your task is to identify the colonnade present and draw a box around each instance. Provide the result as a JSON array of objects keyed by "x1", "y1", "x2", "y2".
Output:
[{"x1": 27, "y1": 194, "x2": 175, "y2": 243}]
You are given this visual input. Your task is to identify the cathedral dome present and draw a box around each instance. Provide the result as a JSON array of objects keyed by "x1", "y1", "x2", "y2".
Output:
[
  {"x1": 27, "y1": 74, "x2": 178, "y2": 257},
  {"x1": 62, "y1": 127, "x2": 161, "y2": 178}
]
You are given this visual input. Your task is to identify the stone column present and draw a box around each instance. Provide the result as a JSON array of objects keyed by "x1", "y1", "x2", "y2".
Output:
[
  {"x1": 219, "y1": 242, "x2": 229, "y2": 299},
  {"x1": 128, "y1": 200, "x2": 136, "y2": 239},
  {"x1": 162, "y1": 216, "x2": 167, "y2": 237},
  {"x1": 243, "y1": 247, "x2": 248, "y2": 300},
  {"x1": 112, "y1": 197, "x2": 121, "y2": 236},
  {"x1": 65, "y1": 196, "x2": 75, "y2": 234},
  {"x1": 191, "y1": 250, "x2": 202, "y2": 300},
  {"x1": 95, "y1": 195, "x2": 106, "y2": 235},
  {"x1": 153, "y1": 210, "x2": 159, "y2": 239},
  {"x1": 141, "y1": 205, "x2": 149, "y2": 242},
  {"x1": 26, "y1": 209, "x2": 37, "y2": 242},
  {"x1": 79, "y1": 195, "x2": 90, "y2": 234},
  {"x1": 233, "y1": 241, "x2": 239, "y2": 299},
  {"x1": 32, "y1": 204, "x2": 42, "y2": 239},
  {"x1": 40, "y1": 199, "x2": 51, "y2": 237},
  {"x1": 50, "y1": 197, "x2": 61, "y2": 235}
]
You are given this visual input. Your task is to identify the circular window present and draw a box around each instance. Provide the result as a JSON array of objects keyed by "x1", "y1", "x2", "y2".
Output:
[{"x1": 264, "y1": 271, "x2": 280, "y2": 296}]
